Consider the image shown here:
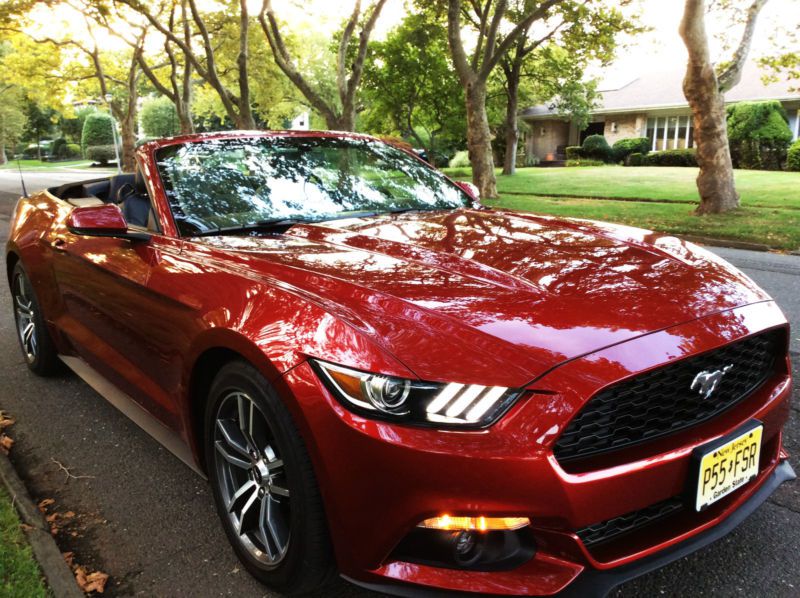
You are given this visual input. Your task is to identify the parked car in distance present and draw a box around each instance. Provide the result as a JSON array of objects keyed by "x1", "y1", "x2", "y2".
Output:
[{"x1": 5, "y1": 131, "x2": 795, "y2": 596}]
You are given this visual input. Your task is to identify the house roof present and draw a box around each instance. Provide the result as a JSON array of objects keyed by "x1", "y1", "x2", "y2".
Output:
[{"x1": 522, "y1": 61, "x2": 799, "y2": 118}]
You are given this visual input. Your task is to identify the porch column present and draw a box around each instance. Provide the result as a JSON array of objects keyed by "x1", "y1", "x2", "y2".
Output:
[
  {"x1": 794, "y1": 108, "x2": 799, "y2": 140},
  {"x1": 685, "y1": 115, "x2": 691, "y2": 147},
  {"x1": 652, "y1": 118, "x2": 658, "y2": 151}
]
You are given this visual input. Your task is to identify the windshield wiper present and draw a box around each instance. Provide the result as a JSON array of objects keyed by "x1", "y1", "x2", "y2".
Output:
[{"x1": 193, "y1": 217, "x2": 307, "y2": 237}]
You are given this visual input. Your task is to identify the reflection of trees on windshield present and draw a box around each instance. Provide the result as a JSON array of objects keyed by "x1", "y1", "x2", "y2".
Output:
[{"x1": 156, "y1": 136, "x2": 471, "y2": 236}]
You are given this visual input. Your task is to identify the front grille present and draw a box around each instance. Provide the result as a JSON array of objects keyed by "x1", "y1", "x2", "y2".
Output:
[
  {"x1": 576, "y1": 497, "x2": 684, "y2": 547},
  {"x1": 554, "y1": 330, "x2": 781, "y2": 463}
]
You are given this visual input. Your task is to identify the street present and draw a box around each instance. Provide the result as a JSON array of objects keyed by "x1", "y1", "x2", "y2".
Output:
[{"x1": 0, "y1": 174, "x2": 798, "y2": 597}]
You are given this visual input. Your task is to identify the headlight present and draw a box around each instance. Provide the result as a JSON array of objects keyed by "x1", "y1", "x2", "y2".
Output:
[{"x1": 310, "y1": 360, "x2": 521, "y2": 428}]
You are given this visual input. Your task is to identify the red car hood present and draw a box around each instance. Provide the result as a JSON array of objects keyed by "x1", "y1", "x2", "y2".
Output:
[{"x1": 197, "y1": 208, "x2": 770, "y2": 387}]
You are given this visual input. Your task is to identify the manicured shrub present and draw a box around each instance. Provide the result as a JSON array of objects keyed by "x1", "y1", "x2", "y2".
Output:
[
  {"x1": 612, "y1": 137, "x2": 650, "y2": 163},
  {"x1": 787, "y1": 140, "x2": 800, "y2": 171},
  {"x1": 626, "y1": 152, "x2": 645, "y2": 167},
  {"x1": 51, "y1": 137, "x2": 67, "y2": 158},
  {"x1": 642, "y1": 148, "x2": 697, "y2": 167},
  {"x1": 581, "y1": 134, "x2": 612, "y2": 162},
  {"x1": 86, "y1": 145, "x2": 116, "y2": 165},
  {"x1": 566, "y1": 158, "x2": 605, "y2": 167},
  {"x1": 81, "y1": 113, "x2": 115, "y2": 154},
  {"x1": 64, "y1": 143, "x2": 81, "y2": 158},
  {"x1": 141, "y1": 97, "x2": 180, "y2": 138},
  {"x1": 565, "y1": 146, "x2": 583, "y2": 160},
  {"x1": 727, "y1": 101, "x2": 793, "y2": 170},
  {"x1": 448, "y1": 150, "x2": 470, "y2": 168}
]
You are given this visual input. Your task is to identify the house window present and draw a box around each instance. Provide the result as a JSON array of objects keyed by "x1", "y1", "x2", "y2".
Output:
[{"x1": 647, "y1": 115, "x2": 693, "y2": 151}]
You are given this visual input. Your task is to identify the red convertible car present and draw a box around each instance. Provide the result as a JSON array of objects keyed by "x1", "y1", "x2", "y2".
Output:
[{"x1": 5, "y1": 131, "x2": 795, "y2": 596}]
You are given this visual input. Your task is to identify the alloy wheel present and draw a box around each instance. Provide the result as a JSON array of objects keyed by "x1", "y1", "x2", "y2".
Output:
[
  {"x1": 13, "y1": 273, "x2": 38, "y2": 363},
  {"x1": 213, "y1": 391, "x2": 291, "y2": 566}
]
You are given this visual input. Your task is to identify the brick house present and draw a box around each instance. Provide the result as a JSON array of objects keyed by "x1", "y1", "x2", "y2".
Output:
[{"x1": 521, "y1": 62, "x2": 800, "y2": 163}]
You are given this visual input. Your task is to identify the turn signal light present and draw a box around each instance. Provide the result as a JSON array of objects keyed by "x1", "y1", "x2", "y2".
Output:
[{"x1": 418, "y1": 515, "x2": 530, "y2": 532}]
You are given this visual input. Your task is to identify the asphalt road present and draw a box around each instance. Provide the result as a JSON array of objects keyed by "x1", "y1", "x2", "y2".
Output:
[{"x1": 0, "y1": 176, "x2": 798, "y2": 597}]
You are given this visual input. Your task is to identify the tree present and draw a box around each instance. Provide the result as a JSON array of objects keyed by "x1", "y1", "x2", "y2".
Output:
[
  {"x1": 361, "y1": 11, "x2": 466, "y2": 164},
  {"x1": 141, "y1": 96, "x2": 180, "y2": 137},
  {"x1": 445, "y1": 0, "x2": 593, "y2": 198},
  {"x1": 0, "y1": 42, "x2": 27, "y2": 164},
  {"x1": 22, "y1": 99, "x2": 56, "y2": 160},
  {"x1": 679, "y1": 0, "x2": 768, "y2": 214},
  {"x1": 258, "y1": 0, "x2": 388, "y2": 131},
  {"x1": 498, "y1": 3, "x2": 633, "y2": 175},
  {"x1": 106, "y1": 0, "x2": 195, "y2": 134},
  {"x1": 119, "y1": 0, "x2": 257, "y2": 129}
]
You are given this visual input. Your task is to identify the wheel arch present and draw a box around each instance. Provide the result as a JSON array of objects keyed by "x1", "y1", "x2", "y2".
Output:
[
  {"x1": 184, "y1": 330, "x2": 292, "y2": 474},
  {"x1": 5, "y1": 250, "x2": 20, "y2": 286}
]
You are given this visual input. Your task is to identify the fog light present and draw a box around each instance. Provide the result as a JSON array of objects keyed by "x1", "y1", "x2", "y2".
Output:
[{"x1": 418, "y1": 514, "x2": 530, "y2": 531}]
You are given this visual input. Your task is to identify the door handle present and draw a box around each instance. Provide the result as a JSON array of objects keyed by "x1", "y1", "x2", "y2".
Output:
[{"x1": 50, "y1": 238, "x2": 66, "y2": 251}]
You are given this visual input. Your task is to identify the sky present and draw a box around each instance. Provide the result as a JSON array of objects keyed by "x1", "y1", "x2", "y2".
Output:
[{"x1": 23, "y1": 0, "x2": 800, "y2": 84}]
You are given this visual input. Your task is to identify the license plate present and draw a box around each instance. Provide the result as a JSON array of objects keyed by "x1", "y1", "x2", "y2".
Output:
[{"x1": 693, "y1": 421, "x2": 762, "y2": 511}]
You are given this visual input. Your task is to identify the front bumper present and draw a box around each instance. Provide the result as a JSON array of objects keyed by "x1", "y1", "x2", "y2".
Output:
[
  {"x1": 343, "y1": 459, "x2": 796, "y2": 597},
  {"x1": 275, "y1": 302, "x2": 794, "y2": 596}
]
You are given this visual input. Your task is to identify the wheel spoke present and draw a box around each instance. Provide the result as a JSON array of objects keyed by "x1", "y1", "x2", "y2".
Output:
[
  {"x1": 227, "y1": 479, "x2": 257, "y2": 513},
  {"x1": 258, "y1": 496, "x2": 276, "y2": 560},
  {"x1": 269, "y1": 484, "x2": 290, "y2": 498},
  {"x1": 236, "y1": 488, "x2": 259, "y2": 535},
  {"x1": 265, "y1": 497, "x2": 288, "y2": 557},
  {"x1": 216, "y1": 419, "x2": 251, "y2": 458},
  {"x1": 267, "y1": 458, "x2": 284, "y2": 474},
  {"x1": 215, "y1": 441, "x2": 250, "y2": 469}
]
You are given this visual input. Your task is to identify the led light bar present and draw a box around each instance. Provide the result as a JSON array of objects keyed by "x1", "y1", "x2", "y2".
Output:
[
  {"x1": 426, "y1": 383, "x2": 512, "y2": 424},
  {"x1": 418, "y1": 514, "x2": 530, "y2": 532}
]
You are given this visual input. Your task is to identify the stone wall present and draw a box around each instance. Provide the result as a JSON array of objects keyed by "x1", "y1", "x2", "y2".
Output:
[
  {"x1": 603, "y1": 113, "x2": 647, "y2": 145},
  {"x1": 525, "y1": 120, "x2": 570, "y2": 160}
]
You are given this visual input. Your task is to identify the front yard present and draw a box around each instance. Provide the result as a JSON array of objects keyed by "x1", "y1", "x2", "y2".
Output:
[
  {"x1": 447, "y1": 166, "x2": 800, "y2": 251},
  {"x1": 0, "y1": 486, "x2": 47, "y2": 597}
]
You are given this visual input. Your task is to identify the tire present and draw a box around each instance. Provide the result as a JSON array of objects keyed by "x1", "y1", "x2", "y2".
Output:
[
  {"x1": 204, "y1": 360, "x2": 336, "y2": 595},
  {"x1": 10, "y1": 263, "x2": 63, "y2": 376}
]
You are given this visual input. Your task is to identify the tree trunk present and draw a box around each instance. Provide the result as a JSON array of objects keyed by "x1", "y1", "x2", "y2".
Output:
[
  {"x1": 177, "y1": 108, "x2": 194, "y2": 134},
  {"x1": 502, "y1": 73, "x2": 520, "y2": 176},
  {"x1": 119, "y1": 115, "x2": 137, "y2": 173},
  {"x1": 684, "y1": 77, "x2": 738, "y2": 214},
  {"x1": 680, "y1": 0, "x2": 739, "y2": 214},
  {"x1": 465, "y1": 79, "x2": 497, "y2": 198},
  {"x1": 0, "y1": 144, "x2": 6, "y2": 166}
]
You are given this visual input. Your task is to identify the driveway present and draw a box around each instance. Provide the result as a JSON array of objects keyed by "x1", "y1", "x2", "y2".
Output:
[{"x1": 0, "y1": 178, "x2": 797, "y2": 597}]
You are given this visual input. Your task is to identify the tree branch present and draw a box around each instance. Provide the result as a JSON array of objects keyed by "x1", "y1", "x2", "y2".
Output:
[{"x1": 717, "y1": 0, "x2": 768, "y2": 92}]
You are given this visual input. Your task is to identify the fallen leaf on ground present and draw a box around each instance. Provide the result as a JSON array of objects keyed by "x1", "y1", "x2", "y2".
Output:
[
  {"x1": 63, "y1": 511, "x2": 75, "y2": 519},
  {"x1": 37, "y1": 498, "x2": 55, "y2": 511},
  {"x1": 0, "y1": 435, "x2": 14, "y2": 454},
  {"x1": 62, "y1": 552, "x2": 74, "y2": 567},
  {"x1": 46, "y1": 513, "x2": 59, "y2": 523},
  {"x1": 0, "y1": 414, "x2": 14, "y2": 429},
  {"x1": 75, "y1": 567, "x2": 109, "y2": 594}
]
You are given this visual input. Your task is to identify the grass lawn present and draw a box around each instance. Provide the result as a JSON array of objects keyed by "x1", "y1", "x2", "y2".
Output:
[
  {"x1": 0, "y1": 159, "x2": 93, "y2": 170},
  {"x1": 489, "y1": 195, "x2": 800, "y2": 251},
  {"x1": 0, "y1": 486, "x2": 48, "y2": 597},
  {"x1": 444, "y1": 166, "x2": 800, "y2": 250}
]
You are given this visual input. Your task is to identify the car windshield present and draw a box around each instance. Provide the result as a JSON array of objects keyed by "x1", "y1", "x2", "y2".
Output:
[{"x1": 155, "y1": 136, "x2": 473, "y2": 236}]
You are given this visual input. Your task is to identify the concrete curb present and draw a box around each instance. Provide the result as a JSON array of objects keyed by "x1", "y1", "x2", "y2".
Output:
[
  {"x1": 0, "y1": 451, "x2": 83, "y2": 598},
  {"x1": 678, "y1": 234, "x2": 771, "y2": 252}
]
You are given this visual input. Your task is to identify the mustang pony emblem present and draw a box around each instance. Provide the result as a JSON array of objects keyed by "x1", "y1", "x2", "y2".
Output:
[{"x1": 691, "y1": 364, "x2": 734, "y2": 399}]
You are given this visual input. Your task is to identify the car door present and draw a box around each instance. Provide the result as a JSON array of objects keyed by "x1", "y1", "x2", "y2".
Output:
[{"x1": 48, "y1": 179, "x2": 187, "y2": 431}]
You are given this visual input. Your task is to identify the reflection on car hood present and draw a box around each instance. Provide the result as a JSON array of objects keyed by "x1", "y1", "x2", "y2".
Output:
[{"x1": 196, "y1": 208, "x2": 770, "y2": 386}]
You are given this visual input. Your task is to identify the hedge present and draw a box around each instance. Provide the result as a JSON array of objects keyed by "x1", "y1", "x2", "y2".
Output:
[
  {"x1": 612, "y1": 137, "x2": 650, "y2": 163},
  {"x1": 565, "y1": 146, "x2": 582, "y2": 160},
  {"x1": 81, "y1": 113, "x2": 115, "y2": 153},
  {"x1": 640, "y1": 148, "x2": 697, "y2": 167},
  {"x1": 626, "y1": 152, "x2": 645, "y2": 167},
  {"x1": 581, "y1": 134, "x2": 613, "y2": 162},
  {"x1": 788, "y1": 140, "x2": 800, "y2": 172},
  {"x1": 727, "y1": 100, "x2": 792, "y2": 170},
  {"x1": 86, "y1": 145, "x2": 116, "y2": 165},
  {"x1": 64, "y1": 143, "x2": 81, "y2": 158},
  {"x1": 566, "y1": 158, "x2": 605, "y2": 167}
]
